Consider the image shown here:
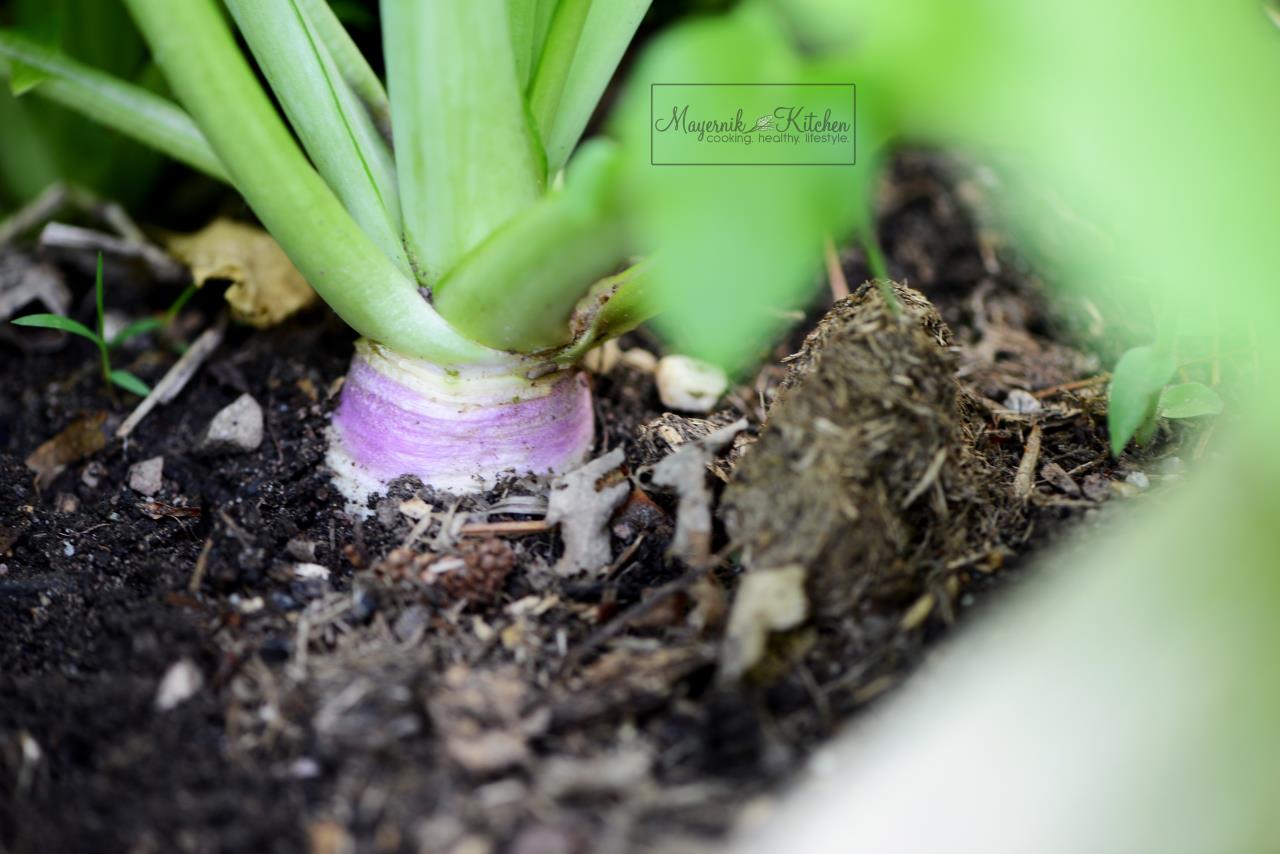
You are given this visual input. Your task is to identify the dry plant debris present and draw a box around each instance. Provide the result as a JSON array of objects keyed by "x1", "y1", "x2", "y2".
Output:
[
  {"x1": 651, "y1": 418, "x2": 748, "y2": 567},
  {"x1": 720, "y1": 282, "x2": 1010, "y2": 670},
  {"x1": 24, "y1": 412, "x2": 107, "y2": 491},
  {"x1": 545, "y1": 448, "x2": 630, "y2": 576},
  {"x1": 166, "y1": 219, "x2": 317, "y2": 327}
]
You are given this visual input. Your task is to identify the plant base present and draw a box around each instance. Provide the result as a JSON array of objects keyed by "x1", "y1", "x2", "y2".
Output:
[{"x1": 326, "y1": 340, "x2": 593, "y2": 507}]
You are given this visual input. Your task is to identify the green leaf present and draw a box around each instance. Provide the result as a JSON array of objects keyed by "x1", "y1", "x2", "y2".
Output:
[
  {"x1": 544, "y1": 0, "x2": 652, "y2": 172},
  {"x1": 434, "y1": 139, "x2": 629, "y2": 351},
  {"x1": 108, "y1": 316, "x2": 164, "y2": 349},
  {"x1": 295, "y1": 0, "x2": 391, "y2": 140},
  {"x1": 94, "y1": 252, "x2": 106, "y2": 340},
  {"x1": 609, "y1": 4, "x2": 875, "y2": 373},
  {"x1": 0, "y1": 30, "x2": 229, "y2": 181},
  {"x1": 108, "y1": 369, "x2": 151, "y2": 397},
  {"x1": 1158, "y1": 382, "x2": 1224, "y2": 420},
  {"x1": 224, "y1": 0, "x2": 407, "y2": 276},
  {"x1": 11, "y1": 313, "x2": 102, "y2": 345},
  {"x1": 1107, "y1": 346, "x2": 1177, "y2": 455},
  {"x1": 124, "y1": 0, "x2": 498, "y2": 366},
  {"x1": 529, "y1": 0, "x2": 592, "y2": 140},
  {"x1": 165, "y1": 283, "x2": 199, "y2": 320},
  {"x1": 382, "y1": 0, "x2": 544, "y2": 284}
]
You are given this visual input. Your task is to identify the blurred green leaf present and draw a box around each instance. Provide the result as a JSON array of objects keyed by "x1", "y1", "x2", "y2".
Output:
[
  {"x1": 1108, "y1": 346, "x2": 1176, "y2": 456},
  {"x1": 11, "y1": 312, "x2": 102, "y2": 345},
  {"x1": 1159, "y1": 382, "x2": 1224, "y2": 420},
  {"x1": 612, "y1": 2, "x2": 880, "y2": 373},
  {"x1": 108, "y1": 316, "x2": 165, "y2": 349},
  {"x1": 108, "y1": 368, "x2": 150, "y2": 397}
]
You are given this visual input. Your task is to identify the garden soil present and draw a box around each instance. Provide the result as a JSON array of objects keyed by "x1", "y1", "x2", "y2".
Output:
[{"x1": 1, "y1": 155, "x2": 1170, "y2": 853}]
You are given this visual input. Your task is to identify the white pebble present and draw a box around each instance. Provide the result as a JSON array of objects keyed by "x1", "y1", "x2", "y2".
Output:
[
  {"x1": 655, "y1": 355, "x2": 729, "y2": 413},
  {"x1": 127, "y1": 456, "x2": 165, "y2": 496},
  {"x1": 155, "y1": 658, "x2": 204, "y2": 710},
  {"x1": 1125, "y1": 471, "x2": 1151, "y2": 490},
  {"x1": 197, "y1": 394, "x2": 264, "y2": 455},
  {"x1": 1003, "y1": 389, "x2": 1042, "y2": 414}
]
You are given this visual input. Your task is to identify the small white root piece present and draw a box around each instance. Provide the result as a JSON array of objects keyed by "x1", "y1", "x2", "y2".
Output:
[{"x1": 546, "y1": 448, "x2": 629, "y2": 577}]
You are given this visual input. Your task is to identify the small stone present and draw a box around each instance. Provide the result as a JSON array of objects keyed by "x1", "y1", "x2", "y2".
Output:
[
  {"x1": 620, "y1": 348, "x2": 658, "y2": 373},
  {"x1": 655, "y1": 355, "x2": 729, "y2": 413},
  {"x1": 582, "y1": 339, "x2": 622, "y2": 375},
  {"x1": 62, "y1": 541, "x2": 75, "y2": 557},
  {"x1": 393, "y1": 605, "x2": 430, "y2": 642},
  {"x1": 55, "y1": 493, "x2": 79, "y2": 514},
  {"x1": 1125, "y1": 471, "x2": 1151, "y2": 490},
  {"x1": 155, "y1": 658, "x2": 203, "y2": 710},
  {"x1": 128, "y1": 456, "x2": 165, "y2": 497},
  {"x1": 1003, "y1": 389, "x2": 1042, "y2": 415},
  {"x1": 80, "y1": 461, "x2": 106, "y2": 489},
  {"x1": 285, "y1": 536, "x2": 317, "y2": 561},
  {"x1": 197, "y1": 394, "x2": 264, "y2": 455},
  {"x1": 291, "y1": 562, "x2": 330, "y2": 581}
]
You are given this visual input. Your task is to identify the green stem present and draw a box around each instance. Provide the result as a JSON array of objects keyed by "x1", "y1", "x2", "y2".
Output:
[
  {"x1": 433, "y1": 139, "x2": 628, "y2": 351},
  {"x1": 381, "y1": 0, "x2": 544, "y2": 285},
  {"x1": 123, "y1": 0, "x2": 497, "y2": 366},
  {"x1": 0, "y1": 31, "x2": 228, "y2": 181},
  {"x1": 529, "y1": 0, "x2": 592, "y2": 140}
]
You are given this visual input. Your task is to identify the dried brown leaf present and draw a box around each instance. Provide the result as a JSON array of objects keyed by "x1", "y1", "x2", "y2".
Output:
[
  {"x1": 166, "y1": 219, "x2": 316, "y2": 328},
  {"x1": 24, "y1": 412, "x2": 107, "y2": 491}
]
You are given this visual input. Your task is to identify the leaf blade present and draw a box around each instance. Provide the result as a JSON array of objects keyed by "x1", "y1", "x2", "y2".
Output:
[
  {"x1": 382, "y1": 0, "x2": 544, "y2": 284},
  {"x1": 1158, "y1": 382, "x2": 1224, "y2": 419},
  {"x1": 108, "y1": 368, "x2": 151, "y2": 397},
  {"x1": 11, "y1": 313, "x2": 102, "y2": 344},
  {"x1": 1107, "y1": 346, "x2": 1177, "y2": 455},
  {"x1": 0, "y1": 30, "x2": 228, "y2": 181}
]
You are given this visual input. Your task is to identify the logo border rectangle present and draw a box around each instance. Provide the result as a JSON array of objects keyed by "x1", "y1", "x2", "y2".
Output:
[{"x1": 649, "y1": 83, "x2": 857, "y2": 167}]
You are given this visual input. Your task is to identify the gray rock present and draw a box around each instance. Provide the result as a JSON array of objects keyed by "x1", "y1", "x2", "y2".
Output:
[
  {"x1": 197, "y1": 394, "x2": 263, "y2": 455},
  {"x1": 1003, "y1": 389, "x2": 1043, "y2": 415},
  {"x1": 128, "y1": 456, "x2": 164, "y2": 496}
]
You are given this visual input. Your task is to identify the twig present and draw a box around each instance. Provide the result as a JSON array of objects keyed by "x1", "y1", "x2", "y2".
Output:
[
  {"x1": 458, "y1": 519, "x2": 552, "y2": 537},
  {"x1": 117, "y1": 316, "x2": 227, "y2": 438},
  {"x1": 1033, "y1": 374, "x2": 1109, "y2": 398},
  {"x1": 901, "y1": 448, "x2": 947, "y2": 509},
  {"x1": 189, "y1": 536, "x2": 214, "y2": 593},
  {"x1": 0, "y1": 183, "x2": 69, "y2": 246},
  {"x1": 39, "y1": 221, "x2": 187, "y2": 283},
  {"x1": 1014, "y1": 422, "x2": 1043, "y2": 500},
  {"x1": 824, "y1": 235, "x2": 850, "y2": 301}
]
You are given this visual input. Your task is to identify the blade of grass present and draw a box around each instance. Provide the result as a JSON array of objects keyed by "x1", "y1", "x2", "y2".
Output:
[
  {"x1": 382, "y1": 0, "x2": 545, "y2": 285},
  {"x1": 109, "y1": 368, "x2": 150, "y2": 397},
  {"x1": 123, "y1": 0, "x2": 500, "y2": 366},
  {"x1": 433, "y1": 140, "x2": 628, "y2": 350},
  {"x1": 294, "y1": 0, "x2": 391, "y2": 142},
  {"x1": 94, "y1": 252, "x2": 110, "y2": 382},
  {"x1": 109, "y1": 316, "x2": 164, "y2": 349},
  {"x1": 543, "y1": 0, "x2": 651, "y2": 172},
  {"x1": 528, "y1": 0, "x2": 592, "y2": 139},
  {"x1": 11, "y1": 313, "x2": 101, "y2": 344},
  {"x1": 225, "y1": 0, "x2": 407, "y2": 276},
  {"x1": 0, "y1": 31, "x2": 229, "y2": 182}
]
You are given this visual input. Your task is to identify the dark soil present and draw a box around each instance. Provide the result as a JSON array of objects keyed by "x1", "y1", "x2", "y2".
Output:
[{"x1": 1, "y1": 154, "x2": 1165, "y2": 853}]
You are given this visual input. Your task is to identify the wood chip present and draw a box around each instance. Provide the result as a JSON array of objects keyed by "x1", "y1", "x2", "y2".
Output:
[{"x1": 1014, "y1": 423, "x2": 1043, "y2": 500}]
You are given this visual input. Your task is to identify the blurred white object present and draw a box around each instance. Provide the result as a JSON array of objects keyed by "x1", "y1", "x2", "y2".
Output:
[{"x1": 656, "y1": 355, "x2": 728, "y2": 413}]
